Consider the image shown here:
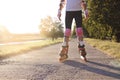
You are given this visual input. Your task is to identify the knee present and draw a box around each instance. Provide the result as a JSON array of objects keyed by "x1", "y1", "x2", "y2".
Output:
[
  {"x1": 76, "y1": 27, "x2": 83, "y2": 37},
  {"x1": 64, "y1": 28, "x2": 71, "y2": 37}
]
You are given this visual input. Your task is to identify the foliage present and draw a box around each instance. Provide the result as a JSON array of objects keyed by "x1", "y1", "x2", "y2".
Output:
[
  {"x1": 84, "y1": 0, "x2": 120, "y2": 42},
  {"x1": 0, "y1": 25, "x2": 11, "y2": 42},
  {"x1": 0, "y1": 25, "x2": 10, "y2": 35},
  {"x1": 0, "y1": 38, "x2": 63, "y2": 58},
  {"x1": 39, "y1": 16, "x2": 64, "y2": 40},
  {"x1": 85, "y1": 38, "x2": 120, "y2": 59}
]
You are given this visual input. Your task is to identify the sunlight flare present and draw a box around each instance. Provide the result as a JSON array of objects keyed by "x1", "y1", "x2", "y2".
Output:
[{"x1": 0, "y1": 0, "x2": 59, "y2": 33}]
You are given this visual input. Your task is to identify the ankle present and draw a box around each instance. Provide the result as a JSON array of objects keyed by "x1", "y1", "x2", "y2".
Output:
[
  {"x1": 62, "y1": 42, "x2": 68, "y2": 47},
  {"x1": 79, "y1": 41, "x2": 84, "y2": 46},
  {"x1": 78, "y1": 44, "x2": 85, "y2": 48}
]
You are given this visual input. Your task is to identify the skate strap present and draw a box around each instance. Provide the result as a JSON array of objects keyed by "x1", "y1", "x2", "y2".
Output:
[
  {"x1": 60, "y1": 53, "x2": 68, "y2": 57},
  {"x1": 78, "y1": 44, "x2": 85, "y2": 48},
  {"x1": 62, "y1": 46, "x2": 69, "y2": 48},
  {"x1": 79, "y1": 48, "x2": 85, "y2": 50}
]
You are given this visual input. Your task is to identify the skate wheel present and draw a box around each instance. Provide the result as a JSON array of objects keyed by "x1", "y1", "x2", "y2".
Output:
[
  {"x1": 59, "y1": 58, "x2": 66, "y2": 62},
  {"x1": 59, "y1": 55, "x2": 68, "y2": 62}
]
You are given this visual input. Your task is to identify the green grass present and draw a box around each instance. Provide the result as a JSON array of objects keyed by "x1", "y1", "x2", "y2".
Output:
[
  {"x1": 0, "y1": 38, "x2": 63, "y2": 58},
  {"x1": 85, "y1": 38, "x2": 120, "y2": 59}
]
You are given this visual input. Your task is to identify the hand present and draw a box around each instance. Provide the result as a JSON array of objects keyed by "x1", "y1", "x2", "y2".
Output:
[
  {"x1": 57, "y1": 9, "x2": 62, "y2": 21},
  {"x1": 84, "y1": 10, "x2": 89, "y2": 19}
]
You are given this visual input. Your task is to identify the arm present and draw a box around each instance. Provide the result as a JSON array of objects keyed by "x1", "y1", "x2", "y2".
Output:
[
  {"x1": 59, "y1": 0, "x2": 66, "y2": 10},
  {"x1": 81, "y1": 0, "x2": 87, "y2": 11},
  {"x1": 57, "y1": 0, "x2": 66, "y2": 20},
  {"x1": 81, "y1": 0, "x2": 88, "y2": 19}
]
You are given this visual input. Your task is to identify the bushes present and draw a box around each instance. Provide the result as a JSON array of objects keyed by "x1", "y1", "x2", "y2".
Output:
[
  {"x1": 84, "y1": 0, "x2": 120, "y2": 42},
  {"x1": 83, "y1": 21, "x2": 112, "y2": 40}
]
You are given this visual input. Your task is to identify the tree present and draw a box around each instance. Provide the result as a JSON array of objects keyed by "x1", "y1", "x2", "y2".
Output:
[
  {"x1": 39, "y1": 16, "x2": 64, "y2": 40},
  {"x1": 84, "y1": 0, "x2": 120, "y2": 42},
  {"x1": 0, "y1": 25, "x2": 11, "y2": 41}
]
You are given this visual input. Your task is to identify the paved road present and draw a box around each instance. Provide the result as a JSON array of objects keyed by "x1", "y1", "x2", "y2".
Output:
[{"x1": 0, "y1": 39, "x2": 120, "y2": 80}]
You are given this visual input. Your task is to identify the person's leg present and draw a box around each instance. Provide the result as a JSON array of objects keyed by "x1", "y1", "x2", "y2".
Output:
[
  {"x1": 59, "y1": 11, "x2": 73, "y2": 62},
  {"x1": 74, "y1": 11, "x2": 84, "y2": 44},
  {"x1": 63, "y1": 11, "x2": 73, "y2": 46},
  {"x1": 74, "y1": 11, "x2": 87, "y2": 61}
]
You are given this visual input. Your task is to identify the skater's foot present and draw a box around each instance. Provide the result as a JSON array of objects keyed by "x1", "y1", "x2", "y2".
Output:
[
  {"x1": 78, "y1": 44, "x2": 87, "y2": 62},
  {"x1": 80, "y1": 55, "x2": 87, "y2": 62},
  {"x1": 59, "y1": 54, "x2": 68, "y2": 62},
  {"x1": 59, "y1": 46, "x2": 69, "y2": 62}
]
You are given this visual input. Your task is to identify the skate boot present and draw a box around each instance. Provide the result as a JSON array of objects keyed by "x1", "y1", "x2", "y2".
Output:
[
  {"x1": 78, "y1": 44, "x2": 87, "y2": 62},
  {"x1": 59, "y1": 46, "x2": 69, "y2": 62}
]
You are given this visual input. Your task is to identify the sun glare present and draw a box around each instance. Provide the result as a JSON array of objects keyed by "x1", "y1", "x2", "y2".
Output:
[{"x1": 0, "y1": 0, "x2": 59, "y2": 34}]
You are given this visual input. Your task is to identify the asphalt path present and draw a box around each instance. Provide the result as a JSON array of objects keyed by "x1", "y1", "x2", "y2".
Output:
[{"x1": 0, "y1": 39, "x2": 120, "y2": 80}]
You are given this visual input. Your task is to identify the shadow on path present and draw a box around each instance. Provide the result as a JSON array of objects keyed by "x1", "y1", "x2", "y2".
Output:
[
  {"x1": 88, "y1": 60, "x2": 120, "y2": 71},
  {"x1": 64, "y1": 60, "x2": 120, "y2": 79}
]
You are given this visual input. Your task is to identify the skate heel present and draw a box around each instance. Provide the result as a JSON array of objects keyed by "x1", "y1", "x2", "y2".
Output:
[{"x1": 59, "y1": 46, "x2": 69, "y2": 62}]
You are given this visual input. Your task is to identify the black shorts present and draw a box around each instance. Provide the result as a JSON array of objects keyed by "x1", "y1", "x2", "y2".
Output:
[{"x1": 65, "y1": 10, "x2": 82, "y2": 29}]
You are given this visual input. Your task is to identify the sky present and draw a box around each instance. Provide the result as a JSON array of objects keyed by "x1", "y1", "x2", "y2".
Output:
[{"x1": 0, "y1": 0, "x2": 61, "y2": 33}]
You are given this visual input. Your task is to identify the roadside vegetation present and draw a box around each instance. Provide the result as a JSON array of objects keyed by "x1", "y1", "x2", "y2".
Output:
[
  {"x1": 85, "y1": 38, "x2": 120, "y2": 59},
  {"x1": 85, "y1": 0, "x2": 120, "y2": 42},
  {"x1": 0, "y1": 35, "x2": 120, "y2": 60},
  {"x1": 39, "y1": 16, "x2": 64, "y2": 41},
  {"x1": 0, "y1": 38, "x2": 63, "y2": 58}
]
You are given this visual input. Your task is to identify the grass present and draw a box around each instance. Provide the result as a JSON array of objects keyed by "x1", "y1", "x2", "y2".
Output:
[
  {"x1": 1, "y1": 37, "x2": 120, "y2": 60},
  {"x1": 0, "y1": 34, "x2": 42, "y2": 43},
  {"x1": 85, "y1": 38, "x2": 120, "y2": 59},
  {"x1": 0, "y1": 38, "x2": 63, "y2": 58}
]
